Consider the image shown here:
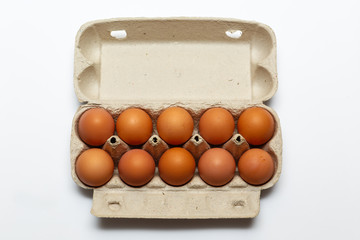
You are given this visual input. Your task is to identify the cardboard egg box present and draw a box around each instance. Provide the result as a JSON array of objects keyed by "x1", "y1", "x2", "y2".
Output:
[{"x1": 71, "y1": 18, "x2": 282, "y2": 218}]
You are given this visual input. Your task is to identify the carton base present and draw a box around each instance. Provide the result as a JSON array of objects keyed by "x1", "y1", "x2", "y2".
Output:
[{"x1": 91, "y1": 189, "x2": 260, "y2": 219}]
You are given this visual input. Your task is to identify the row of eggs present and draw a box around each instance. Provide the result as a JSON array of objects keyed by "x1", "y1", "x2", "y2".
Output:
[
  {"x1": 77, "y1": 106, "x2": 275, "y2": 147},
  {"x1": 76, "y1": 147, "x2": 274, "y2": 188}
]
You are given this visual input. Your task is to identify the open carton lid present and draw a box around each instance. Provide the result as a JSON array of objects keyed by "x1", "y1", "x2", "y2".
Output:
[{"x1": 74, "y1": 17, "x2": 277, "y2": 105}]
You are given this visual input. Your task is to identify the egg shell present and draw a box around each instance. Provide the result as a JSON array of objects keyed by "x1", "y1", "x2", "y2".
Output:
[
  {"x1": 158, "y1": 147, "x2": 196, "y2": 186},
  {"x1": 116, "y1": 108, "x2": 153, "y2": 145},
  {"x1": 198, "y1": 148, "x2": 236, "y2": 187},
  {"x1": 238, "y1": 148, "x2": 275, "y2": 185},
  {"x1": 237, "y1": 107, "x2": 275, "y2": 146},
  {"x1": 118, "y1": 149, "x2": 155, "y2": 187},
  {"x1": 75, "y1": 148, "x2": 114, "y2": 187},
  {"x1": 77, "y1": 108, "x2": 115, "y2": 146},
  {"x1": 199, "y1": 107, "x2": 235, "y2": 145},
  {"x1": 156, "y1": 107, "x2": 194, "y2": 146}
]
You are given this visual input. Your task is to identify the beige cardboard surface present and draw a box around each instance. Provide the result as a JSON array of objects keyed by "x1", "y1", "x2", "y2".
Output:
[{"x1": 71, "y1": 18, "x2": 282, "y2": 218}]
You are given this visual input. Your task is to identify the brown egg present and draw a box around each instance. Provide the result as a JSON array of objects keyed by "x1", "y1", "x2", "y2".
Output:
[
  {"x1": 157, "y1": 107, "x2": 194, "y2": 145},
  {"x1": 199, "y1": 108, "x2": 235, "y2": 145},
  {"x1": 116, "y1": 108, "x2": 153, "y2": 145},
  {"x1": 238, "y1": 148, "x2": 274, "y2": 185},
  {"x1": 237, "y1": 107, "x2": 275, "y2": 145},
  {"x1": 198, "y1": 148, "x2": 236, "y2": 186},
  {"x1": 75, "y1": 148, "x2": 114, "y2": 187},
  {"x1": 118, "y1": 149, "x2": 155, "y2": 187},
  {"x1": 78, "y1": 108, "x2": 115, "y2": 146},
  {"x1": 158, "y1": 147, "x2": 196, "y2": 186}
]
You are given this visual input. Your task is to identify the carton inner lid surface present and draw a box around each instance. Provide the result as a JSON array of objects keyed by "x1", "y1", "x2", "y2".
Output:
[{"x1": 74, "y1": 18, "x2": 277, "y2": 104}]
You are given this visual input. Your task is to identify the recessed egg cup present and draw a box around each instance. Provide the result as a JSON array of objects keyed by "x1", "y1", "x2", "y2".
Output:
[{"x1": 71, "y1": 18, "x2": 282, "y2": 218}]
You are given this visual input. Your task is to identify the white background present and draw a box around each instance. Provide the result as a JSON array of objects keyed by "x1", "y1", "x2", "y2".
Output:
[{"x1": 1, "y1": 0, "x2": 360, "y2": 239}]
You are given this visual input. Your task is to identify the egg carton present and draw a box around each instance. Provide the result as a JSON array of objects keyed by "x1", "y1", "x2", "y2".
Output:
[{"x1": 71, "y1": 18, "x2": 282, "y2": 218}]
